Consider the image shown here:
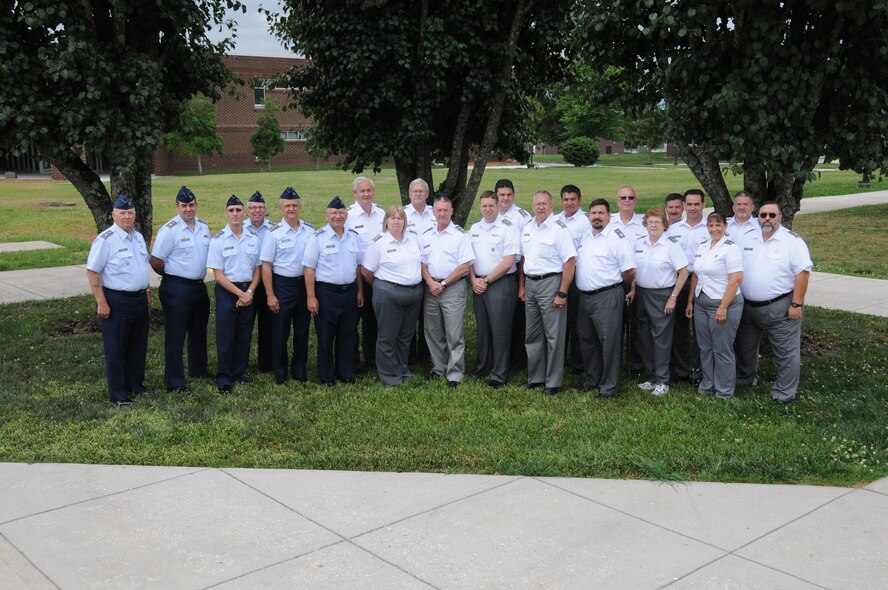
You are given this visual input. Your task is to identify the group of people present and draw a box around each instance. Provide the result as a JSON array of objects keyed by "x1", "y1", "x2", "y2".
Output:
[{"x1": 86, "y1": 178, "x2": 812, "y2": 407}]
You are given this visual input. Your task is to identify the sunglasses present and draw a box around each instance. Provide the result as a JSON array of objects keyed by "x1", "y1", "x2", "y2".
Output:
[
  {"x1": 758, "y1": 212, "x2": 779, "y2": 219},
  {"x1": 618, "y1": 196, "x2": 636, "y2": 201}
]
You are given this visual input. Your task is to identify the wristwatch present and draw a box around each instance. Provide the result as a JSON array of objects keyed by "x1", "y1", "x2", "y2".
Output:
[
  {"x1": 790, "y1": 301, "x2": 803, "y2": 308},
  {"x1": 556, "y1": 290, "x2": 568, "y2": 298},
  {"x1": 246, "y1": 289, "x2": 254, "y2": 296},
  {"x1": 483, "y1": 276, "x2": 489, "y2": 284},
  {"x1": 441, "y1": 279, "x2": 447, "y2": 287}
]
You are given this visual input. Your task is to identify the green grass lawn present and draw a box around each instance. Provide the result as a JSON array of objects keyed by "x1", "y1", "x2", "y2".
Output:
[
  {"x1": 1, "y1": 162, "x2": 884, "y2": 270},
  {"x1": 0, "y1": 291, "x2": 885, "y2": 486},
  {"x1": 793, "y1": 205, "x2": 888, "y2": 279}
]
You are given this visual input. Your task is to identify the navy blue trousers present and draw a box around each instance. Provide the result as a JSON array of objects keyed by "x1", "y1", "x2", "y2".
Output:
[
  {"x1": 271, "y1": 274, "x2": 309, "y2": 382},
  {"x1": 158, "y1": 275, "x2": 210, "y2": 388},
  {"x1": 252, "y1": 281, "x2": 274, "y2": 372},
  {"x1": 314, "y1": 282, "x2": 358, "y2": 383},
  {"x1": 101, "y1": 288, "x2": 149, "y2": 402},
  {"x1": 215, "y1": 283, "x2": 255, "y2": 386}
]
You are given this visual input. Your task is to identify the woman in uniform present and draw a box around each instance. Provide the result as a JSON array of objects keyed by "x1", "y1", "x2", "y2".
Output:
[
  {"x1": 360, "y1": 206, "x2": 424, "y2": 385},
  {"x1": 627, "y1": 208, "x2": 689, "y2": 396},
  {"x1": 685, "y1": 212, "x2": 744, "y2": 399}
]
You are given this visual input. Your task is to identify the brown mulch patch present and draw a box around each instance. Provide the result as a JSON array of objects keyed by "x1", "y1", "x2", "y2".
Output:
[{"x1": 49, "y1": 309, "x2": 165, "y2": 336}]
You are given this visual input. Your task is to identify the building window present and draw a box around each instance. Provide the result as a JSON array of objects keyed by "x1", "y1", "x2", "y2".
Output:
[
  {"x1": 254, "y1": 86, "x2": 266, "y2": 108},
  {"x1": 281, "y1": 129, "x2": 307, "y2": 142}
]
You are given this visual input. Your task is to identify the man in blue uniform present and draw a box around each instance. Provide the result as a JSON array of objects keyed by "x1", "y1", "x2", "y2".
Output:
[
  {"x1": 86, "y1": 195, "x2": 151, "y2": 407},
  {"x1": 208, "y1": 195, "x2": 261, "y2": 394},
  {"x1": 245, "y1": 191, "x2": 276, "y2": 373},
  {"x1": 303, "y1": 196, "x2": 364, "y2": 385},
  {"x1": 260, "y1": 187, "x2": 314, "y2": 384},
  {"x1": 150, "y1": 186, "x2": 212, "y2": 393}
]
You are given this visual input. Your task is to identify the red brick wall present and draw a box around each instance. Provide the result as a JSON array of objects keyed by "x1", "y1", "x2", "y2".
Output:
[{"x1": 156, "y1": 55, "x2": 336, "y2": 175}]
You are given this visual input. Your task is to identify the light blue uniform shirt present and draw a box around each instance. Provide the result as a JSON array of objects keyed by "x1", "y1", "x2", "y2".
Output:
[
  {"x1": 302, "y1": 225, "x2": 363, "y2": 285},
  {"x1": 245, "y1": 219, "x2": 276, "y2": 251},
  {"x1": 86, "y1": 223, "x2": 150, "y2": 291},
  {"x1": 207, "y1": 225, "x2": 260, "y2": 283},
  {"x1": 259, "y1": 219, "x2": 314, "y2": 277},
  {"x1": 151, "y1": 215, "x2": 211, "y2": 280}
]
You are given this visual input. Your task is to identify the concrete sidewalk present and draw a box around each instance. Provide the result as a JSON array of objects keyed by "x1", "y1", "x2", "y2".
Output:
[{"x1": 1, "y1": 463, "x2": 886, "y2": 589}]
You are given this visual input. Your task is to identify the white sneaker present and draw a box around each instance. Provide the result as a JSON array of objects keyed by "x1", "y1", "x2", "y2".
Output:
[
  {"x1": 653, "y1": 383, "x2": 670, "y2": 396},
  {"x1": 638, "y1": 381, "x2": 655, "y2": 391}
]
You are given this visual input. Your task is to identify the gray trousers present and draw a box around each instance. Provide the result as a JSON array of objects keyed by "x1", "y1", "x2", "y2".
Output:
[
  {"x1": 372, "y1": 279, "x2": 423, "y2": 385},
  {"x1": 525, "y1": 274, "x2": 567, "y2": 388},
  {"x1": 672, "y1": 279, "x2": 701, "y2": 378},
  {"x1": 636, "y1": 286, "x2": 675, "y2": 384},
  {"x1": 578, "y1": 286, "x2": 624, "y2": 396},
  {"x1": 694, "y1": 291, "x2": 743, "y2": 398},
  {"x1": 424, "y1": 278, "x2": 468, "y2": 382},
  {"x1": 473, "y1": 275, "x2": 517, "y2": 383},
  {"x1": 735, "y1": 297, "x2": 802, "y2": 402}
]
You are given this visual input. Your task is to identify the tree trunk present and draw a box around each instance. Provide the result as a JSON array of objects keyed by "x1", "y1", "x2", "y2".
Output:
[
  {"x1": 50, "y1": 148, "x2": 113, "y2": 234},
  {"x1": 197, "y1": 154, "x2": 203, "y2": 175},
  {"x1": 110, "y1": 155, "x2": 155, "y2": 244},
  {"x1": 646, "y1": 146, "x2": 653, "y2": 165},
  {"x1": 677, "y1": 141, "x2": 732, "y2": 217}
]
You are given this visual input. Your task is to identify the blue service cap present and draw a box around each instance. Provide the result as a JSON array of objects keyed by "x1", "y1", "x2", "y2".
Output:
[
  {"x1": 327, "y1": 195, "x2": 346, "y2": 209},
  {"x1": 226, "y1": 195, "x2": 244, "y2": 208},
  {"x1": 113, "y1": 194, "x2": 134, "y2": 210},
  {"x1": 249, "y1": 191, "x2": 265, "y2": 203},
  {"x1": 176, "y1": 186, "x2": 196, "y2": 203},
  {"x1": 280, "y1": 187, "x2": 300, "y2": 200}
]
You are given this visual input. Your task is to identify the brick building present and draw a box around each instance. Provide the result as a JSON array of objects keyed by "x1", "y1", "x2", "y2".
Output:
[{"x1": 155, "y1": 54, "x2": 329, "y2": 175}]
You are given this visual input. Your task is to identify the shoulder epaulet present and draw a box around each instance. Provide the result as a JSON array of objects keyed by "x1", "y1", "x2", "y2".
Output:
[
  {"x1": 456, "y1": 225, "x2": 467, "y2": 234},
  {"x1": 165, "y1": 219, "x2": 178, "y2": 229},
  {"x1": 555, "y1": 219, "x2": 568, "y2": 229},
  {"x1": 407, "y1": 229, "x2": 418, "y2": 235},
  {"x1": 314, "y1": 227, "x2": 325, "y2": 236},
  {"x1": 668, "y1": 235, "x2": 680, "y2": 243},
  {"x1": 372, "y1": 203, "x2": 384, "y2": 210},
  {"x1": 372, "y1": 233, "x2": 383, "y2": 242},
  {"x1": 195, "y1": 217, "x2": 206, "y2": 225},
  {"x1": 99, "y1": 228, "x2": 114, "y2": 239},
  {"x1": 519, "y1": 209, "x2": 530, "y2": 217},
  {"x1": 422, "y1": 227, "x2": 433, "y2": 234},
  {"x1": 303, "y1": 220, "x2": 315, "y2": 229},
  {"x1": 501, "y1": 218, "x2": 513, "y2": 226},
  {"x1": 614, "y1": 228, "x2": 625, "y2": 239},
  {"x1": 787, "y1": 230, "x2": 801, "y2": 238},
  {"x1": 269, "y1": 222, "x2": 280, "y2": 231},
  {"x1": 725, "y1": 239, "x2": 735, "y2": 246},
  {"x1": 348, "y1": 228, "x2": 359, "y2": 235},
  {"x1": 214, "y1": 230, "x2": 224, "y2": 239},
  {"x1": 742, "y1": 227, "x2": 757, "y2": 236}
]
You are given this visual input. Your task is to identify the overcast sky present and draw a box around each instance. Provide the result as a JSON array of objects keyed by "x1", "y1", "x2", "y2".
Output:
[{"x1": 207, "y1": 0, "x2": 297, "y2": 58}]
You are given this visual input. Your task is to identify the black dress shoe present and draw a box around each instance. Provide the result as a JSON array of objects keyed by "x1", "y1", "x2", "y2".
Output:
[
  {"x1": 236, "y1": 378, "x2": 249, "y2": 385},
  {"x1": 523, "y1": 382, "x2": 544, "y2": 389},
  {"x1": 488, "y1": 380, "x2": 506, "y2": 389},
  {"x1": 166, "y1": 385, "x2": 191, "y2": 394},
  {"x1": 447, "y1": 380, "x2": 459, "y2": 389},
  {"x1": 579, "y1": 384, "x2": 597, "y2": 393},
  {"x1": 275, "y1": 378, "x2": 287, "y2": 385},
  {"x1": 598, "y1": 391, "x2": 617, "y2": 399},
  {"x1": 132, "y1": 390, "x2": 152, "y2": 397},
  {"x1": 218, "y1": 384, "x2": 232, "y2": 395},
  {"x1": 114, "y1": 399, "x2": 133, "y2": 408},
  {"x1": 542, "y1": 387, "x2": 559, "y2": 396},
  {"x1": 429, "y1": 370, "x2": 443, "y2": 380}
]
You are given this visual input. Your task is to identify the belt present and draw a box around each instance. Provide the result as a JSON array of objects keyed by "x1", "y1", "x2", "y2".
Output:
[
  {"x1": 163, "y1": 274, "x2": 204, "y2": 285},
  {"x1": 382, "y1": 279, "x2": 421, "y2": 288},
  {"x1": 104, "y1": 288, "x2": 147, "y2": 297},
  {"x1": 317, "y1": 281, "x2": 355, "y2": 292},
  {"x1": 273, "y1": 273, "x2": 304, "y2": 282},
  {"x1": 231, "y1": 281, "x2": 250, "y2": 290},
  {"x1": 745, "y1": 291, "x2": 792, "y2": 308},
  {"x1": 525, "y1": 272, "x2": 560, "y2": 281},
  {"x1": 579, "y1": 282, "x2": 622, "y2": 296}
]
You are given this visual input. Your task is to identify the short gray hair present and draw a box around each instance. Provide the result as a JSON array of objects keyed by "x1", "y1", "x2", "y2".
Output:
[
  {"x1": 352, "y1": 176, "x2": 375, "y2": 191},
  {"x1": 409, "y1": 178, "x2": 429, "y2": 192}
]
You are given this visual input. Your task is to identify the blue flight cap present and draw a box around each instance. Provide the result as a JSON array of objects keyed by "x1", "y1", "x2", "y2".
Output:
[
  {"x1": 176, "y1": 186, "x2": 196, "y2": 203},
  {"x1": 249, "y1": 191, "x2": 265, "y2": 203},
  {"x1": 280, "y1": 187, "x2": 300, "y2": 200},
  {"x1": 227, "y1": 195, "x2": 244, "y2": 208},
  {"x1": 327, "y1": 195, "x2": 346, "y2": 209},
  {"x1": 113, "y1": 194, "x2": 134, "y2": 210}
]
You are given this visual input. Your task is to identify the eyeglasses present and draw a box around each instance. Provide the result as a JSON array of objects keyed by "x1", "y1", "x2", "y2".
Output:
[
  {"x1": 618, "y1": 196, "x2": 636, "y2": 201},
  {"x1": 758, "y1": 212, "x2": 778, "y2": 219}
]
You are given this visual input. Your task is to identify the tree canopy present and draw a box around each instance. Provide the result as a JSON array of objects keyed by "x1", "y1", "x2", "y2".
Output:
[
  {"x1": 164, "y1": 96, "x2": 225, "y2": 176},
  {"x1": 251, "y1": 99, "x2": 286, "y2": 171},
  {"x1": 0, "y1": 0, "x2": 242, "y2": 242},
  {"x1": 271, "y1": 0, "x2": 573, "y2": 225},
  {"x1": 578, "y1": 1, "x2": 888, "y2": 225}
]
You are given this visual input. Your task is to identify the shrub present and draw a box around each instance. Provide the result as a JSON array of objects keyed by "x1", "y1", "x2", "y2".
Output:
[{"x1": 561, "y1": 137, "x2": 600, "y2": 167}]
